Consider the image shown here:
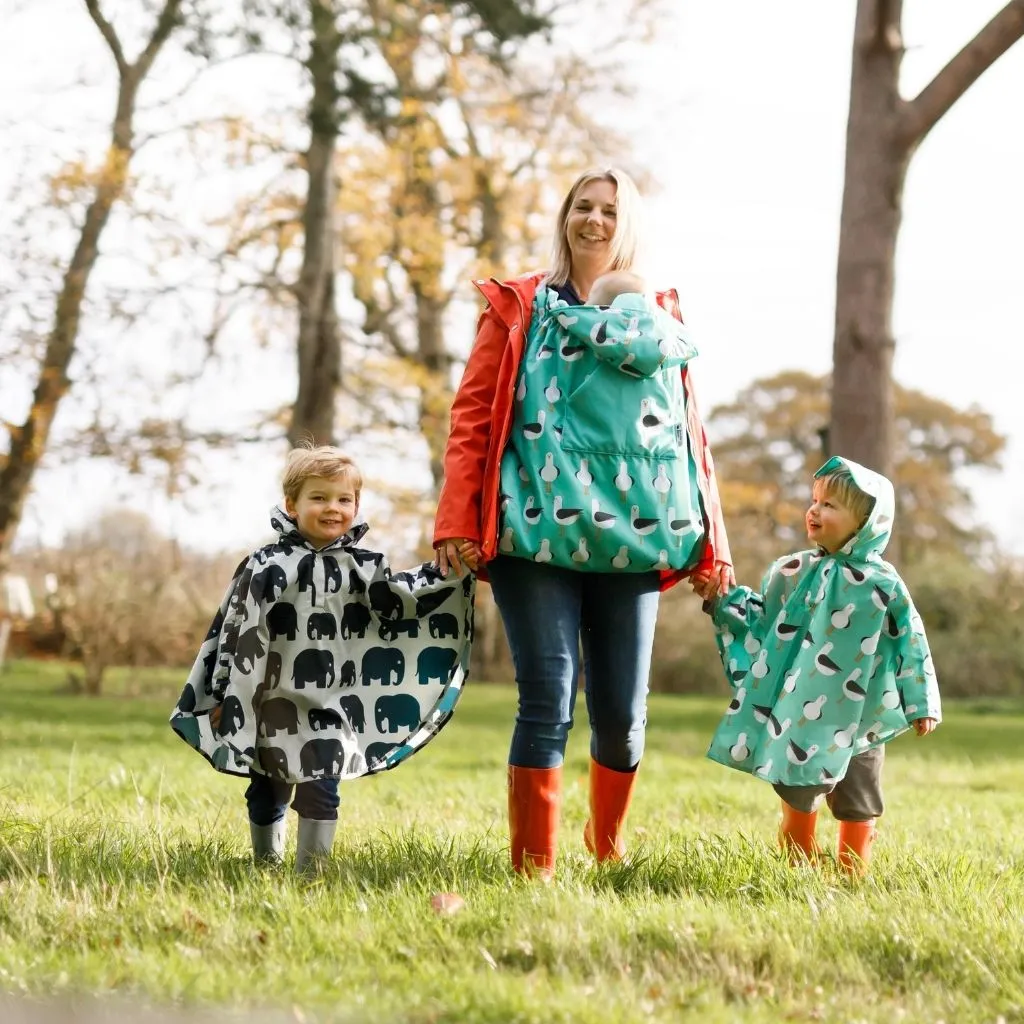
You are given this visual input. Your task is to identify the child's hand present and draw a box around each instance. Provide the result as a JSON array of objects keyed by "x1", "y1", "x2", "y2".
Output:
[
  {"x1": 913, "y1": 718, "x2": 937, "y2": 736},
  {"x1": 690, "y1": 571, "x2": 714, "y2": 600},
  {"x1": 457, "y1": 540, "x2": 483, "y2": 572},
  {"x1": 209, "y1": 705, "x2": 223, "y2": 731}
]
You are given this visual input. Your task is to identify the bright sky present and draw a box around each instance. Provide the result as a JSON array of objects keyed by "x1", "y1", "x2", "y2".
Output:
[{"x1": 3, "y1": 0, "x2": 1023, "y2": 558}]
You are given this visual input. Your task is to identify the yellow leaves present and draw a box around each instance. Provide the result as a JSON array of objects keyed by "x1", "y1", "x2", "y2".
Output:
[{"x1": 47, "y1": 147, "x2": 132, "y2": 208}]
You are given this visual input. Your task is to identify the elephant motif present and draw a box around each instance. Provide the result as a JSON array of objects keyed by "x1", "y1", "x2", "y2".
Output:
[
  {"x1": 428, "y1": 613, "x2": 459, "y2": 639},
  {"x1": 351, "y1": 549, "x2": 384, "y2": 569},
  {"x1": 340, "y1": 603, "x2": 371, "y2": 640},
  {"x1": 361, "y1": 647, "x2": 405, "y2": 687},
  {"x1": 299, "y1": 737, "x2": 346, "y2": 778},
  {"x1": 374, "y1": 694, "x2": 421, "y2": 734},
  {"x1": 292, "y1": 648, "x2": 335, "y2": 689},
  {"x1": 368, "y1": 581, "x2": 405, "y2": 621},
  {"x1": 205, "y1": 608, "x2": 224, "y2": 641},
  {"x1": 296, "y1": 553, "x2": 317, "y2": 599},
  {"x1": 258, "y1": 745, "x2": 289, "y2": 779},
  {"x1": 322, "y1": 555, "x2": 343, "y2": 594},
  {"x1": 339, "y1": 694, "x2": 365, "y2": 733},
  {"x1": 415, "y1": 586, "x2": 456, "y2": 617},
  {"x1": 307, "y1": 611, "x2": 338, "y2": 640},
  {"x1": 308, "y1": 707, "x2": 344, "y2": 731},
  {"x1": 260, "y1": 697, "x2": 299, "y2": 738},
  {"x1": 348, "y1": 569, "x2": 366, "y2": 596},
  {"x1": 377, "y1": 618, "x2": 420, "y2": 641},
  {"x1": 217, "y1": 694, "x2": 246, "y2": 736},
  {"x1": 234, "y1": 627, "x2": 266, "y2": 674},
  {"x1": 265, "y1": 650, "x2": 283, "y2": 688},
  {"x1": 339, "y1": 659, "x2": 357, "y2": 688},
  {"x1": 249, "y1": 564, "x2": 288, "y2": 603},
  {"x1": 201, "y1": 650, "x2": 218, "y2": 695},
  {"x1": 365, "y1": 741, "x2": 395, "y2": 766},
  {"x1": 267, "y1": 602, "x2": 298, "y2": 641},
  {"x1": 177, "y1": 686, "x2": 197, "y2": 713},
  {"x1": 417, "y1": 647, "x2": 458, "y2": 686}
]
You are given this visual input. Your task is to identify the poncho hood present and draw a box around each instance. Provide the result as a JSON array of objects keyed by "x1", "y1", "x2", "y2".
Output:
[
  {"x1": 814, "y1": 456, "x2": 894, "y2": 562},
  {"x1": 539, "y1": 292, "x2": 698, "y2": 380}
]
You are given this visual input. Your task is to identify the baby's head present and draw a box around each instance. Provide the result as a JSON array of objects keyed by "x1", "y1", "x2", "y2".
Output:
[
  {"x1": 806, "y1": 466, "x2": 875, "y2": 553},
  {"x1": 589, "y1": 270, "x2": 647, "y2": 306},
  {"x1": 282, "y1": 445, "x2": 363, "y2": 549}
]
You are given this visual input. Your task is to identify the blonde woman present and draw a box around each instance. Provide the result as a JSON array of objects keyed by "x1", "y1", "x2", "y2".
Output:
[{"x1": 433, "y1": 168, "x2": 733, "y2": 877}]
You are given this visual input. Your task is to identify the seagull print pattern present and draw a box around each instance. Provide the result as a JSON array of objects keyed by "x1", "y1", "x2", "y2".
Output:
[
  {"x1": 703, "y1": 456, "x2": 941, "y2": 787},
  {"x1": 496, "y1": 285, "x2": 708, "y2": 572}
]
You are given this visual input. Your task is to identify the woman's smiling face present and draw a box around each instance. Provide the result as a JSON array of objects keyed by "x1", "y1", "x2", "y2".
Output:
[{"x1": 565, "y1": 178, "x2": 617, "y2": 272}]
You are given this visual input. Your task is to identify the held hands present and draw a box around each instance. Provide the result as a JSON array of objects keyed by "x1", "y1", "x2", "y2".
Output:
[
  {"x1": 433, "y1": 538, "x2": 483, "y2": 578},
  {"x1": 913, "y1": 718, "x2": 937, "y2": 737},
  {"x1": 690, "y1": 562, "x2": 736, "y2": 602}
]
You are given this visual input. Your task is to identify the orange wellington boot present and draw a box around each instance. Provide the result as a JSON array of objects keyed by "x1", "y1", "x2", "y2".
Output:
[
  {"x1": 583, "y1": 759, "x2": 638, "y2": 862},
  {"x1": 837, "y1": 819, "x2": 876, "y2": 876},
  {"x1": 778, "y1": 801, "x2": 820, "y2": 864},
  {"x1": 507, "y1": 764, "x2": 562, "y2": 878}
]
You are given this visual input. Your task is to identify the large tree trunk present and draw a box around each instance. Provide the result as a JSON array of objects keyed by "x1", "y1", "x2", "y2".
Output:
[
  {"x1": 831, "y1": 0, "x2": 1024, "y2": 476},
  {"x1": 829, "y1": 0, "x2": 908, "y2": 477},
  {"x1": 0, "y1": 0, "x2": 183, "y2": 566},
  {"x1": 289, "y1": 0, "x2": 343, "y2": 447}
]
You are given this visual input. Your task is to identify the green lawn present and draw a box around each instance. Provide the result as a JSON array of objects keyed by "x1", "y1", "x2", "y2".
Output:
[{"x1": 1, "y1": 659, "x2": 1023, "y2": 1023}]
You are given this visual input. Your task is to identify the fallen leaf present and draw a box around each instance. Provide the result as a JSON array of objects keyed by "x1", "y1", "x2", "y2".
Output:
[{"x1": 430, "y1": 892, "x2": 465, "y2": 916}]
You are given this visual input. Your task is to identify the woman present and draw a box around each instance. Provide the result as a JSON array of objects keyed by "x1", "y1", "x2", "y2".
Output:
[{"x1": 433, "y1": 168, "x2": 733, "y2": 877}]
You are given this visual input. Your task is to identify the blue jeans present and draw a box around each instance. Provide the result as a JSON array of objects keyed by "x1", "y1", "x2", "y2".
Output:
[
  {"x1": 487, "y1": 556, "x2": 661, "y2": 771},
  {"x1": 245, "y1": 772, "x2": 340, "y2": 825}
]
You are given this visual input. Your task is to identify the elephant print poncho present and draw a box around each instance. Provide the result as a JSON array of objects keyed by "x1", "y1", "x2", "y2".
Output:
[
  {"x1": 706, "y1": 457, "x2": 941, "y2": 788},
  {"x1": 170, "y1": 509, "x2": 475, "y2": 784}
]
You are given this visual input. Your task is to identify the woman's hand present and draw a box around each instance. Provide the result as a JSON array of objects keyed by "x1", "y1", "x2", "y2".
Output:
[
  {"x1": 913, "y1": 718, "x2": 937, "y2": 737},
  {"x1": 433, "y1": 538, "x2": 481, "y2": 577},
  {"x1": 692, "y1": 562, "x2": 735, "y2": 601}
]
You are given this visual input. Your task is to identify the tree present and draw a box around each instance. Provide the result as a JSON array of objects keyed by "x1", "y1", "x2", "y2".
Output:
[
  {"x1": 710, "y1": 370, "x2": 1005, "y2": 571},
  {"x1": 831, "y1": 1, "x2": 1024, "y2": 476},
  {"x1": 241, "y1": 0, "x2": 553, "y2": 447},
  {"x1": 0, "y1": 0, "x2": 201, "y2": 567}
]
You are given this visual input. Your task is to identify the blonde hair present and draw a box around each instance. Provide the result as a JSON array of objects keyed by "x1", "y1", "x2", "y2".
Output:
[
  {"x1": 282, "y1": 445, "x2": 363, "y2": 502},
  {"x1": 590, "y1": 270, "x2": 648, "y2": 305},
  {"x1": 547, "y1": 168, "x2": 643, "y2": 288},
  {"x1": 815, "y1": 468, "x2": 874, "y2": 523}
]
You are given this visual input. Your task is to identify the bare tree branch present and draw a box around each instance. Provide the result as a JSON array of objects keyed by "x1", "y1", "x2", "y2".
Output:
[
  {"x1": 902, "y1": 0, "x2": 1024, "y2": 147},
  {"x1": 83, "y1": 0, "x2": 127, "y2": 74}
]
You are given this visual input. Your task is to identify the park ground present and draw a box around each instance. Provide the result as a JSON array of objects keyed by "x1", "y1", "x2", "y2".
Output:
[{"x1": 1, "y1": 660, "x2": 1023, "y2": 1023}]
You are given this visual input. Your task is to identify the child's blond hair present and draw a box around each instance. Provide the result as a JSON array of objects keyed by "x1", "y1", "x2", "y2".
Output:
[
  {"x1": 282, "y1": 445, "x2": 363, "y2": 502},
  {"x1": 815, "y1": 467, "x2": 874, "y2": 523}
]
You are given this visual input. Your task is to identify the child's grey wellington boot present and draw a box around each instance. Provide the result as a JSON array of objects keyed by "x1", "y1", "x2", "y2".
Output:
[
  {"x1": 295, "y1": 817, "x2": 337, "y2": 874},
  {"x1": 249, "y1": 819, "x2": 286, "y2": 865}
]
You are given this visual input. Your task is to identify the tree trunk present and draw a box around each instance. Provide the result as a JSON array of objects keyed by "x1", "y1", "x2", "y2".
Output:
[
  {"x1": 289, "y1": 0, "x2": 342, "y2": 447},
  {"x1": 0, "y1": 0, "x2": 183, "y2": 567},
  {"x1": 831, "y1": 0, "x2": 1024, "y2": 476},
  {"x1": 829, "y1": 0, "x2": 909, "y2": 478}
]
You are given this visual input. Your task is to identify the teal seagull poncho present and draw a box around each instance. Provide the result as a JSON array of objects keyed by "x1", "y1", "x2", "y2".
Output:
[{"x1": 705, "y1": 456, "x2": 941, "y2": 788}]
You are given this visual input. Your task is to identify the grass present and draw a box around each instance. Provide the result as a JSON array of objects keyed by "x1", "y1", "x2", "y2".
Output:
[{"x1": 2, "y1": 659, "x2": 1024, "y2": 1023}]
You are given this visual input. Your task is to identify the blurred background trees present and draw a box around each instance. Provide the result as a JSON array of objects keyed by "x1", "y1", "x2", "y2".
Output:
[{"x1": 2, "y1": 1, "x2": 1022, "y2": 696}]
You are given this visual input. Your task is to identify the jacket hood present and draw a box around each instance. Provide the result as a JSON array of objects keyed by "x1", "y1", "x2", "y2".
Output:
[
  {"x1": 813, "y1": 456, "x2": 895, "y2": 560},
  {"x1": 268, "y1": 505, "x2": 371, "y2": 550}
]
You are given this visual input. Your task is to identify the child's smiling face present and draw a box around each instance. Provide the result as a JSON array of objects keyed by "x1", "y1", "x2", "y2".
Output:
[
  {"x1": 806, "y1": 481, "x2": 863, "y2": 553},
  {"x1": 285, "y1": 475, "x2": 358, "y2": 548}
]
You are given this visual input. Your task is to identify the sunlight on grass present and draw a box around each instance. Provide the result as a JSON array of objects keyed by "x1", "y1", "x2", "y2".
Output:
[{"x1": 1, "y1": 659, "x2": 1023, "y2": 1022}]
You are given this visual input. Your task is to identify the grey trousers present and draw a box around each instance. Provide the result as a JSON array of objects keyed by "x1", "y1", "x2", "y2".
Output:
[{"x1": 773, "y1": 746, "x2": 884, "y2": 822}]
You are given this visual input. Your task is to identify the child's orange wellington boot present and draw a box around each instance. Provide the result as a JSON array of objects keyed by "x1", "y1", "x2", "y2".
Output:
[
  {"x1": 837, "y1": 818, "x2": 876, "y2": 876},
  {"x1": 779, "y1": 801, "x2": 820, "y2": 864}
]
